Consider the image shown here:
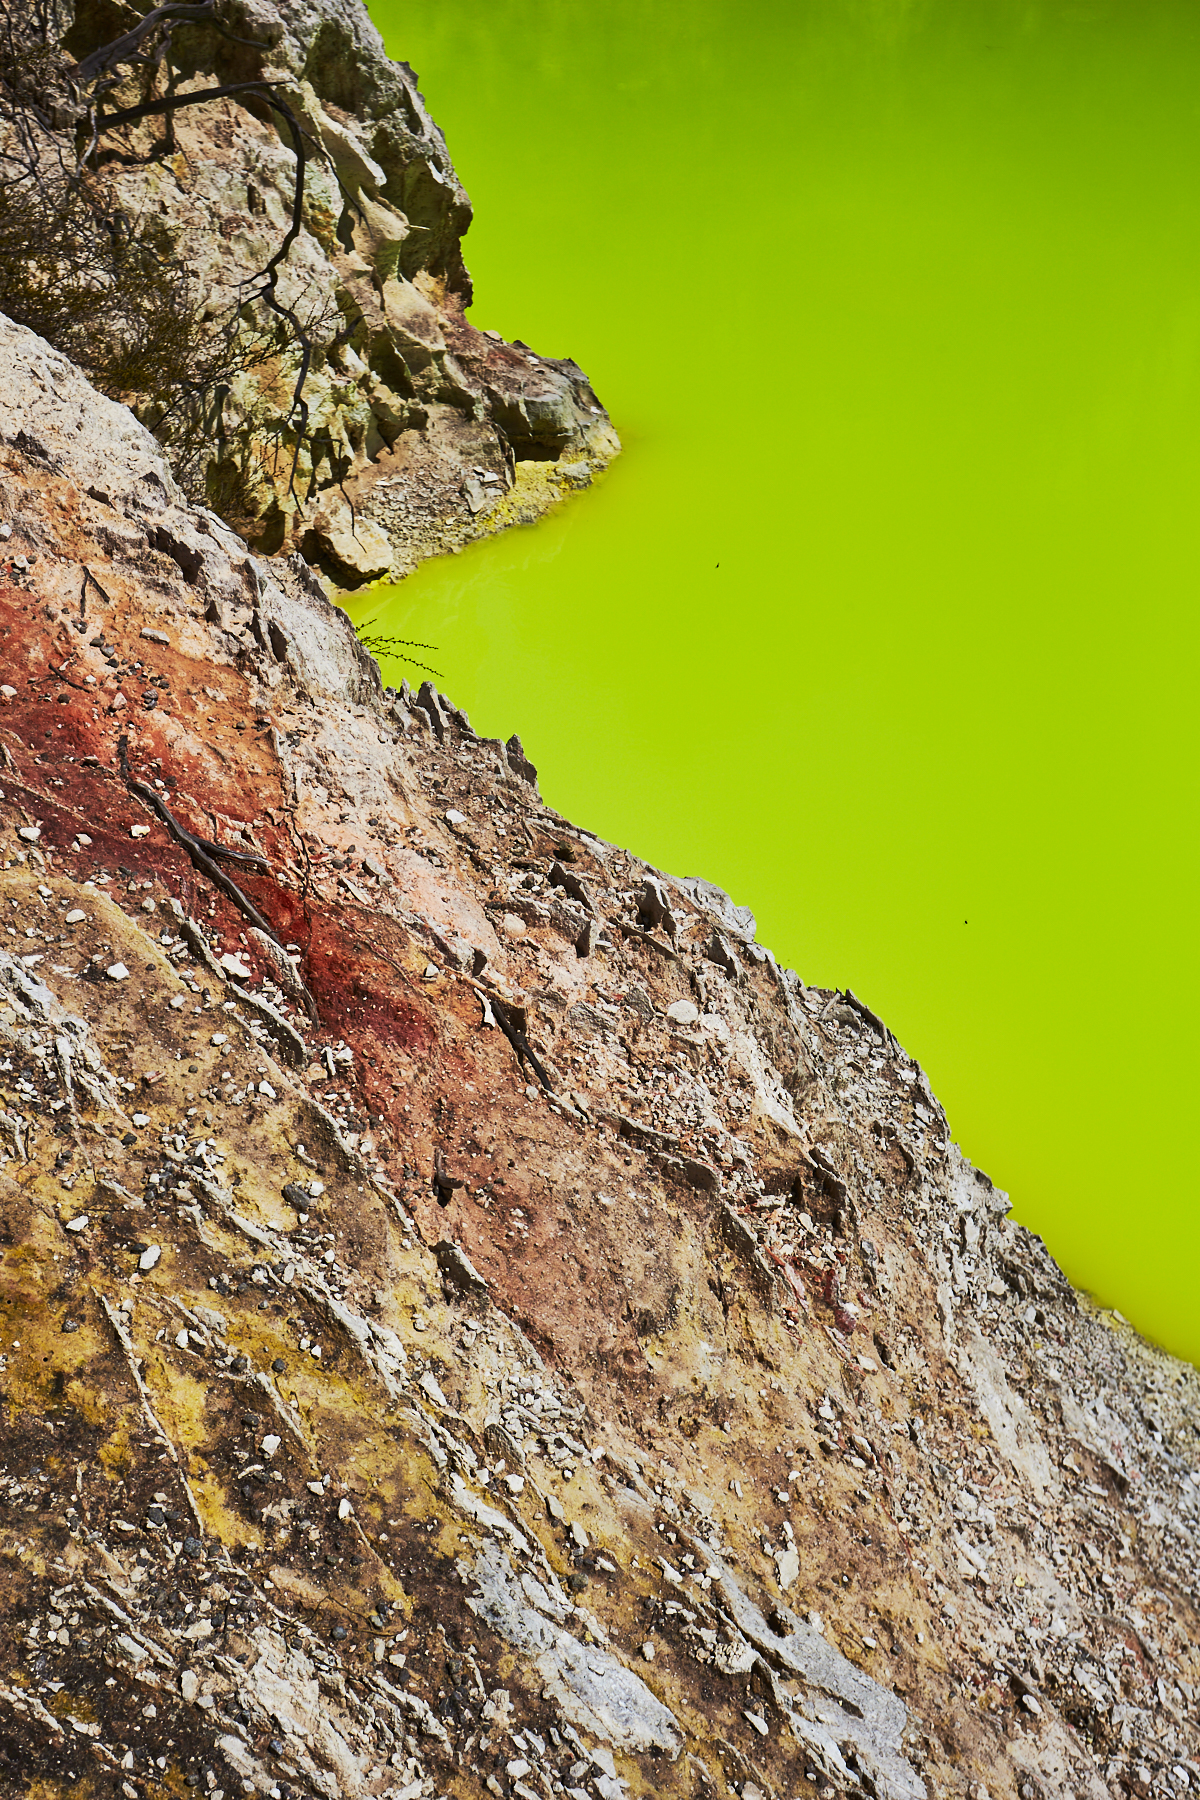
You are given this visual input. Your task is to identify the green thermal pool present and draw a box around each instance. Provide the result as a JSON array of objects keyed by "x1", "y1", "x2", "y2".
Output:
[{"x1": 357, "y1": 0, "x2": 1200, "y2": 1364}]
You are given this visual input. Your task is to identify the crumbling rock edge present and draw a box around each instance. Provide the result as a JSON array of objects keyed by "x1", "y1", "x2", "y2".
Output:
[
  {"x1": 12, "y1": 0, "x2": 620, "y2": 593},
  {"x1": 0, "y1": 314, "x2": 1196, "y2": 1800}
]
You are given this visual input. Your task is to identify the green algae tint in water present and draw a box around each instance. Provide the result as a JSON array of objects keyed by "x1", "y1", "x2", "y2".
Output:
[{"x1": 358, "y1": 0, "x2": 1200, "y2": 1366}]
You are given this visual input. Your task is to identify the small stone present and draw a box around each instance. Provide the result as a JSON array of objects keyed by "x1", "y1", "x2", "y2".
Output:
[
  {"x1": 862, "y1": 1634, "x2": 878, "y2": 1649},
  {"x1": 61, "y1": 1317, "x2": 81, "y2": 1333},
  {"x1": 444, "y1": 809, "x2": 467, "y2": 826},
  {"x1": 307, "y1": 1481, "x2": 324, "y2": 1496},
  {"x1": 332, "y1": 1625, "x2": 347, "y2": 1640},
  {"x1": 139, "y1": 1245, "x2": 161, "y2": 1271},
  {"x1": 64, "y1": 1214, "x2": 89, "y2": 1233},
  {"x1": 175, "y1": 1329, "x2": 190, "y2": 1349},
  {"x1": 169, "y1": 993, "x2": 187, "y2": 1010},
  {"x1": 141, "y1": 897, "x2": 156, "y2": 913},
  {"x1": 570, "y1": 1521, "x2": 589, "y2": 1549},
  {"x1": 774, "y1": 1546, "x2": 800, "y2": 1588},
  {"x1": 17, "y1": 826, "x2": 40, "y2": 843},
  {"x1": 641, "y1": 1641, "x2": 655, "y2": 1662},
  {"x1": 131, "y1": 1112, "x2": 150, "y2": 1127},
  {"x1": 1020, "y1": 1693, "x2": 1042, "y2": 1716},
  {"x1": 743, "y1": 1709, "x2": 769, "y2": 1736},
  {"x1": 504, "y1": 1473, "x2": 525, "y2": 1495},
  {"x1": 546, "y1": 1496, "x2": 566, "y2": 1523},
  {"x1": 271, "y1": 1358, "x2": 286, "y2": 1374},
  {"x1": 665, "y1": 999, "x2": 699, "y2": 1026},
  {"x1": 338, "y1": 1498, "x2": 352, "y2": 1520},
  {"x1": 219, "y1": 952, "x2": 252, "y2": 980},
  {"x1": 422, "y1": 962, "x2": 439, "y2": 981},
  {"x1": 181, "y1": 1535, "x2": 203, "y2": 1559},
  {"x1": 507, "y1": 1760, "x2": 531, "y2": 1781},
  {"x1": 106, "y1": 962, "x2": 130, "y2": 981},
  {"x1": 261, "y1": 1434, "x2": 281, "y2": 1456},
  {"x1": 65, "y1": 909, "x2": 86, "y2": 924},
  {"x1": 501, "y1": 913, "x2": 526, "y2": 940},
  {"x1": 141, "y1": 629, "x2": 170, "y2": 644},
  {"x1": 130, "y1": 824, "x2": 150, "y2": 839},
  {"x1": 0, "y1": 684, "x2": 15, "y2": 699},
  {"x1": 258, "y1": 1081, "x2": 276, "y2": 1098},
  {"x1": 210, "y1": 1032, "x2": 227, "y2": 1046}
]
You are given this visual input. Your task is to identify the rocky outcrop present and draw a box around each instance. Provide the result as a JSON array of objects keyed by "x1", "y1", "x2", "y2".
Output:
[
  {"x1": 0, "y1": 315, "x2": 1197, "y2": 1800},
  {"x1": 2, "y1": 0, "x2": 618, "y2": 589}
]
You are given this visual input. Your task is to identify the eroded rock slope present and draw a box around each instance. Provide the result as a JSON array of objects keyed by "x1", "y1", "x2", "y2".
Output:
[
  {"x1": 0, "y1": 317, "x2": 1197, "y2": 1800},
  {"x1": 4, "y1": 0, "x2": 618, "y2": 587}
]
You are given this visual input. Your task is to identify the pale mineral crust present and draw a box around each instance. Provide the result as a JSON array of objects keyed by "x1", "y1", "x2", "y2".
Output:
[{"x1": 0, "y1": 315, "x2": 1197, "y2": 1800}]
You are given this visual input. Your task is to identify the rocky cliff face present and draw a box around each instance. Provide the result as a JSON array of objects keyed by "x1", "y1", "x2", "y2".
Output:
[
  {"x1": 0, "y1": 314, "x2": 1197, "y2": 1800},
  {"x1": 0, "y1": 0, "x2": 618, "y2": 589}
]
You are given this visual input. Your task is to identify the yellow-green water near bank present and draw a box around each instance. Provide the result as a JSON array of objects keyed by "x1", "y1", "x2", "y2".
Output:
[{"x1": 358, "y1": 0, "x2": 1199, "y2": 1366}]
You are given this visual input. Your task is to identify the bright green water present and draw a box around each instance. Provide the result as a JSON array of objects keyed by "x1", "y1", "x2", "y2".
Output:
[{"x1": 359, "y1": 0, "x2": 1200, "y2": 1366}]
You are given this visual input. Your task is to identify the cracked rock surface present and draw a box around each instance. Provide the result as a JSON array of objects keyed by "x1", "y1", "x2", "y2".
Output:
[
  {"x1": 8, "y1": 0, "x2": 619, "y2": 589},
  {"x1": 0, "y1": 314, "x2": 1197, "y2": 1800}
]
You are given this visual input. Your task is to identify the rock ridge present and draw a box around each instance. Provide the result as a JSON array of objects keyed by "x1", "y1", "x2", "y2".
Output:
[{"x1": 1, "y1": 0, "x2": 619, "y2": 590}]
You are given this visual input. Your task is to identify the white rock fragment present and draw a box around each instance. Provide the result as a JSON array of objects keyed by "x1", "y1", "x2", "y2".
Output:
[
  {"x1": 210, "y1": 1032, "x2": 227, "y2": 1046},
  {"x1": 504, "y1": 1473, "x2": 525, "y2": 1495},
  {"x1": 744, "y1": 1709, "x2": 769, "y2": 1736},
  {"x1": 338, "y1": 1497, "x2": 352, "y2": 1520},
  {"x1": 169, "y1": 993, "x2": 187, "y2": 1010},
  {"x1": 665, "y1": 999, "x2": 699, "y2": 1026},
  {"x1": 130, "y1": 825, "x2": 150, "y2": 839},
  {"x1": 106, "y1": 962, "x2": 129, "y2": 981},
  {"x1": 64, "y1": 1215, "x2": 89, "y2": 1233},
  {"x1": 261, "y1": 1434, "x2": 281, "y2": 1456},
  {"x1": 141, "y1": 628, "x2": 170, "y2": 644},
  {"x1": 17, "y1": 825, "x2": 40, "y2": 843},
  {"x1": 641, "y1": 1641, "x2": 655, "y2": 1662},
  {"x1": 258, "y1": 1080, "x2": 276, "y2": 1098},
  {"x1": 138, "y1": 1245, "x2": 161, "y2": 1272},
  {"x1": 175, "y1": 1330, "x2": 189, "y2": 1349},
  {"x1": 65, "y1": 909, "x2": 86, "y2": 924},
  {"x1": 131, "y1": 1112, "x2": 149, "y2": 1127},
  {"x1": 219, "y1": 952, "x2": 251, "y2": 979}
]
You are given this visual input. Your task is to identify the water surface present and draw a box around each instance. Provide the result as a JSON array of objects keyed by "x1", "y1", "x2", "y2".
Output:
[{"x1": 361, "y1": 0, "x2": 1200, "y2": 1364}]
